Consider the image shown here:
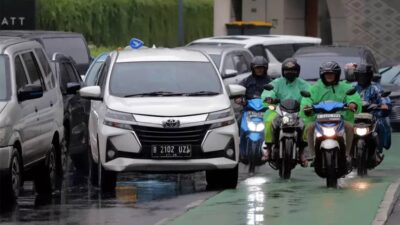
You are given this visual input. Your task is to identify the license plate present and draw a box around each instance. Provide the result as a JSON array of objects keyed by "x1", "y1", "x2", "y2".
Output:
[
  {"x1": 248, "y1": 111, "x2": 263, "y2": 117},
  {"x1": 151, "y1": 145, "x2": 192, "y2": 158},
  {"x1": 317, "y1": 114, "x2": 341, "y2": 119}
]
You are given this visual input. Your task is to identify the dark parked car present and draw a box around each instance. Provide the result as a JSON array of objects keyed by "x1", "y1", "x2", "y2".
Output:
[
  {"x1": 0, "y1": 30, "x2": 92, "y2": 75},
  {"x1": 379, "y1": 65, "x2": 400, "y2": 130},
  {"x1": 293, "y1": 46, "x2": 379, "y2": 81},
  {"x1": 50, "y1": 53, "x2": 90, "y2": 171}
]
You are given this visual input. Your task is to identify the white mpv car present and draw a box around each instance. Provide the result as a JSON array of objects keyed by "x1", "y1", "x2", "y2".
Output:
[{"x1": 80, "y1": 48, "x2": 245, "y2": 191}]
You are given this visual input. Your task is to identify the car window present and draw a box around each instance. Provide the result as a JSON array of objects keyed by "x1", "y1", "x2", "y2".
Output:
[
  {"x1": 97, "y1": 57, "x2": 111, "y2": 91},
  {"x1": 293, "y1": 43, "x2": 316, "y2": 52},
  {"x1": 232, "y1": 54, "x2": 250, "y2": 73},
  {"x1": 14, "y1": 56, "x2": 29, "y2": 92},
  {"x1": 208, "y1": 54, "x2": 221, "y2": 68},
  {"x1": 109, "y1": 61, "x2": 222, "y2": 97},
  {"x1": 41, "y1": 37, "x2": 90, "y2": 65},
  {"x1": 21, "y1": 52, "x2": 45, "y2": 90},
  {"x1": 35, "y1": 48, "x2": 55, "y2": 89},
  {"x1": 64, "y1": 63, "x2": 79, "y2": 83},
  {"x1": 265, "y1": 44, "x2": 295, "y2": 62},
  {"x1": 380, "y1": 66, "x2": 400, "y2": 84},
  {"x1": 242, "y1": 51, "x2": 253, "y2": 65},
  {"x1": 0, "y1": 55, "x2": 10, "y2": 100},
  {"x1": 86, "y1": 62, "x2": 104, "y2": 86},
  {"x1": 249, "y1": 45, "x2": 268, "y2": 60},
  {"x1": 223, "y1": 54, "x2": 235, "y2": 71}
]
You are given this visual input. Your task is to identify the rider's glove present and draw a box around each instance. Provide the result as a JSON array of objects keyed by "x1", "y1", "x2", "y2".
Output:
[
  {"x1": 348, "y1": 103, "x2": 357, "y2": 112},
  {"x1": 304, "y1": 105, "x2": 313, "y2": 116},
  {"x1": 264, "y1": 97, "x2": 274, "y2": 104}
]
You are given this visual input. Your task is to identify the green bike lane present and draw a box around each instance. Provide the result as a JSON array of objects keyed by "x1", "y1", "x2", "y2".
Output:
[{"x1": 169, "y1": 133, "x2": 400, "y2": 225}]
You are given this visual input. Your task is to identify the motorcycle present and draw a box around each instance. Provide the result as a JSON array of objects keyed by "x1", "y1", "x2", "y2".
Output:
[
  {"x1": 352, "y1": 91, "x2": 391, "y2": 176},
  {"x1": 301, "y1": 88, "x2": 356, "y2": 188},
  {"x1": 239, "y1": 96, "x2": 268, "y2": 173},
  {"x1": 264, "y1": 84, "x2": 302, "y2": 179}
]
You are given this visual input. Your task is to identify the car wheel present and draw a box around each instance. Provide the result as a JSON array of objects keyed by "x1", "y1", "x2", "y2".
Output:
[
  {"x1": 0, "y1": 148, "x2": 22, "y2": 206},
  {"x1": 34, "y1": 144, "x2": 62, "y2": 194},
  {"x1": 206, "y1": 165, "x2": 238, "y2": 189},
  {"x1": 89, "y1": 148, "x2": 117, "y2": 192}
]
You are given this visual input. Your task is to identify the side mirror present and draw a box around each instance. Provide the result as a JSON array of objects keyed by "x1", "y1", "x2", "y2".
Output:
[
  {"x1": 66, "y1": 82, "x2": 81, "y2": 95},
  {"x1": 381, "y1": 91, "x2": 391, "y2": 98},
  {"x1": 264, "y1": 84, "x2": 274, "y2": 91},
  {"x1": 228, "y1": 84, "x2": 246, "y2": 99},
  {"x1": 18, "y1": 84, "x2": 43, "y2": 102},
  {"x1": 300, "y1": 90, "x2": 311, "y2": 98},
  {"x1": 223, "y1": 69, "x2": 238, "y2": 79},
  {"x1": 79, "y1": 86, "x2": 102, "y2": 100},
  {"x1": 346, "y1": 88, "x2": 357, "y2": 96}
]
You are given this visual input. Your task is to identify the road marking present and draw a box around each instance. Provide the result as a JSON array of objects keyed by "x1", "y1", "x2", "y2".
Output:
[{"x1": 372, "y1": 178, "x2": 400, "y2": 225}]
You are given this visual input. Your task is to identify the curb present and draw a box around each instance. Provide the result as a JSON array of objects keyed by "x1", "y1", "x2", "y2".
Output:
[{"x1": 372, "y1": 179, "x2": 400, "y2": 225}]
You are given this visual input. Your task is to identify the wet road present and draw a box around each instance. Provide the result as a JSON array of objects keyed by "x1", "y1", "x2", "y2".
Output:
[
  {"x1": 1, "y1": 134, "x2": 400, "y2": 225},
  {"x1": 170, "y1": 133, "x2": 400, "y2": 225}
]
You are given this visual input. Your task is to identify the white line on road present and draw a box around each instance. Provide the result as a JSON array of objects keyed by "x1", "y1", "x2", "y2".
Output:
[{"x1": 372, "y1": 178, "x2": 400, "y2": 225}]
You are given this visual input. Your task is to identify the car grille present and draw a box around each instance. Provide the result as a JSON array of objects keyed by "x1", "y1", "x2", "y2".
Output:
[{"x1": 132, "y1": 125, "x2": 210, "y2": 145}]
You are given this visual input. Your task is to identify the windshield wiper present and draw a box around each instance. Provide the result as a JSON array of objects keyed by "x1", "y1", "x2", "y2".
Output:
[
  {"x1": 124, "y1": 91, "x2": 185, "y2": 97},
  {"x1": 184, "y1": 91, "x2": 220, "y2": 96}
]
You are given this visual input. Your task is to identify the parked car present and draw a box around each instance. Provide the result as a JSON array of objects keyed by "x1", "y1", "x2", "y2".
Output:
[
  {"x1": 49, "y1": 53, "x2": 90, "y2": 171},
  {"x1": 379, "y1": 65, "x2": 400, "y2": 130},
  {"x1": 80, "y1": 48, "x2": 245, "y2": 191},
  {"x1": 0, "y1": 30, "x2": 92, "y2": 75},
  {"x1": 83, "y1": 52, "x2": 108, "y2": 86},
  {"x1": 293, "y1": 46, "x2": 379, "y2": 81},
  {"x1": 187, "y1": 35, "x2": 321, "y2": 77},
  {"x1": 0, "y1": 37, "x2": 64, "y2": 204}
]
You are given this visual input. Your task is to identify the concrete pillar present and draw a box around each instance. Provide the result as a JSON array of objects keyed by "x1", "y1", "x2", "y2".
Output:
[
  {"x1": 266, "y1": 0, "x2": 285, "y2": 34},
  {"x1": 214, "y1": 0, "x2": 232, "y2": 36},
  {"x1": 242, "y1": 0, "x2": 266, "y2": 21}
]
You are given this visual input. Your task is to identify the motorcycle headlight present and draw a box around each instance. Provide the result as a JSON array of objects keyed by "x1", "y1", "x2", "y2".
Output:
[
  {"x1": 282, "y1": 116, "x2": 290, "y2": 124},
  {"x1": 248, "y1": 121, "x2": 265, "y2": 132},
  {"x1": 355, "y1": 127, "x2": 369, "y2": 136},
  {"x1": 322, "y1": 127, "x2": 336, "y2": 137},
  {"x1": 207, "y1": 108, "x2": 233, "y2": 121},
  {"x1": 268, "y1": 105, "x2": 276, "y2": 110}
]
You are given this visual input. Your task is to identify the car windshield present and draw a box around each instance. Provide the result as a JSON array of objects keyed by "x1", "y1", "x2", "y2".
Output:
[
  {"x1": 0, "y1": 55, "x2": 9, "y2": 101},
  {"x1": 296, "y1": 56, "x2": 362, "y2": 80},
  {"x1": 380, "y1": 66, "x2": 400, "y2": 84},
  {"x1": 209, "y1": 54, "x2": 221, "y2": 68},
  {"x1": 110, "y1": 61, "x2": 222, "y2": 97},
  {"x1": 42, "y1": 37, "x2": 90, "y2": 64}
]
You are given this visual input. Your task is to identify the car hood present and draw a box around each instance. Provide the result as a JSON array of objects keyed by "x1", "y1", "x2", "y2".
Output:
[{"x1": 106, "y1": 95, "x2": 231, "y2": 117}]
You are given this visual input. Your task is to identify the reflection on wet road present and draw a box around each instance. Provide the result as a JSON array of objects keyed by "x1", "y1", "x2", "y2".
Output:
[{"x1": 0, "y1": 171, "x2": 211, "y2": 225}]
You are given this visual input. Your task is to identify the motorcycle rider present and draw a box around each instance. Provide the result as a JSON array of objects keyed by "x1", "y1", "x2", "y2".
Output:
[
  {"x1": 237, "y1": 56, "x2": 271, "y2": 101},
  {"x1": 301, "y1": 61, "x2": 362, "y2": 164},
  {"x1": 261, "y1": 58, "x2": 310, "y2": 167},
  {"x1": 353, "y1": 64, "x2": 391, "y2": 163},
  {"x1": 344, "y1": 63, "x2": 357, "y2": 84}
]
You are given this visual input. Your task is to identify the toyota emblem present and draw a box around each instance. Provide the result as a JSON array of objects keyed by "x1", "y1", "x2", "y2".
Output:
[{"x1": 163, "y1": 119, "x2": 180, "y2": 128}]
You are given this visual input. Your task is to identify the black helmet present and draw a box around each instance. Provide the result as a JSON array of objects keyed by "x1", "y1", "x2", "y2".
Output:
[
  {"x1": 354, "y1": 64, "x2": 373, "y2": 88},
  {"x1": 344, "y1": 63, "x2": 357, "y2": 82},
  {"x1": 250, "y1": 56, "x2": 269, "y2": 75},
  {"x1": 282, "y1": 58, "x2": 300, "y2": 82},
  {"x1": 319, "y1": 61, "x2": 341, "y2": 86}
]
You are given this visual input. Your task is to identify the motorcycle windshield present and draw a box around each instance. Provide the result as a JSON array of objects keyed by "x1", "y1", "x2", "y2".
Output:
[
  {"x1": 247, "y1": 99, "x2": 265, "y2": 111},
  {"x1": 313, "y1": 101, "x2": 345, "y2": 113}
]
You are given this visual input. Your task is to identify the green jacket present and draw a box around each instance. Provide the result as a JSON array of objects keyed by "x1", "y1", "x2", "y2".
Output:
[
  {"x1": 300, "y1": 80, "x2": 362, "y2": 126},
  {"x1": 261, "y1": 77, "x2": 311, "y2": 102}
]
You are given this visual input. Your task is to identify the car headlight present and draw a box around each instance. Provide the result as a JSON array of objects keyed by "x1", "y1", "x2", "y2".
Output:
[
  {"x1": 355, "y1": 127, "x2": 369, "y2": 136},
  {"x1": 248, "y1": 121, "x2": 265, "y2": 132},
  {"x1": 105, "y1": 108, "x2": 135, "y2": 121},
  {"x1": 207, "y1": 108, "x2": 233, "y2": 121},
  {"x1": 104, "y1": 109, "x2": 135, "y2": 130},
  {"x1": 322, "y1": 127, "x2": 336, "y2": 137}
]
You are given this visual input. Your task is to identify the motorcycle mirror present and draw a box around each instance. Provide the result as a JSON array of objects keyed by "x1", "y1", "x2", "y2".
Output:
[
  {"x1": 346, "y1": 88, "x2": 356, "y2": 96},
  {"x1": 300, "y1": 90, "x2": 311, "y2": 98},
  {"x1": 381, "y1": 91, "x2": 391, "y2": 97},
  {"x1": 264, "y1": 84, "x2": 274, "y2": 91}
]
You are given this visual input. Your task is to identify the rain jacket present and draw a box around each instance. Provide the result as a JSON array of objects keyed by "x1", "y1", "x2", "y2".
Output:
[
  {"x1": 261, "y1": 77, "x2": 310, "y2": 102},
  {"x1": 240, "y1": 74, "x2": 271, "y2": 99},
  {"x1": 354, "y1": 82, "x2": 392, "y2": 150},
  {"x1": 300, "y1": 80, "x2": 362, "y2": 126}
]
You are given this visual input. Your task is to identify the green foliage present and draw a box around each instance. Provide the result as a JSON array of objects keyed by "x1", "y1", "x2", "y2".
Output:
[{"x1": 36, "y1": 0, "x2": 213, "y2": 48}]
